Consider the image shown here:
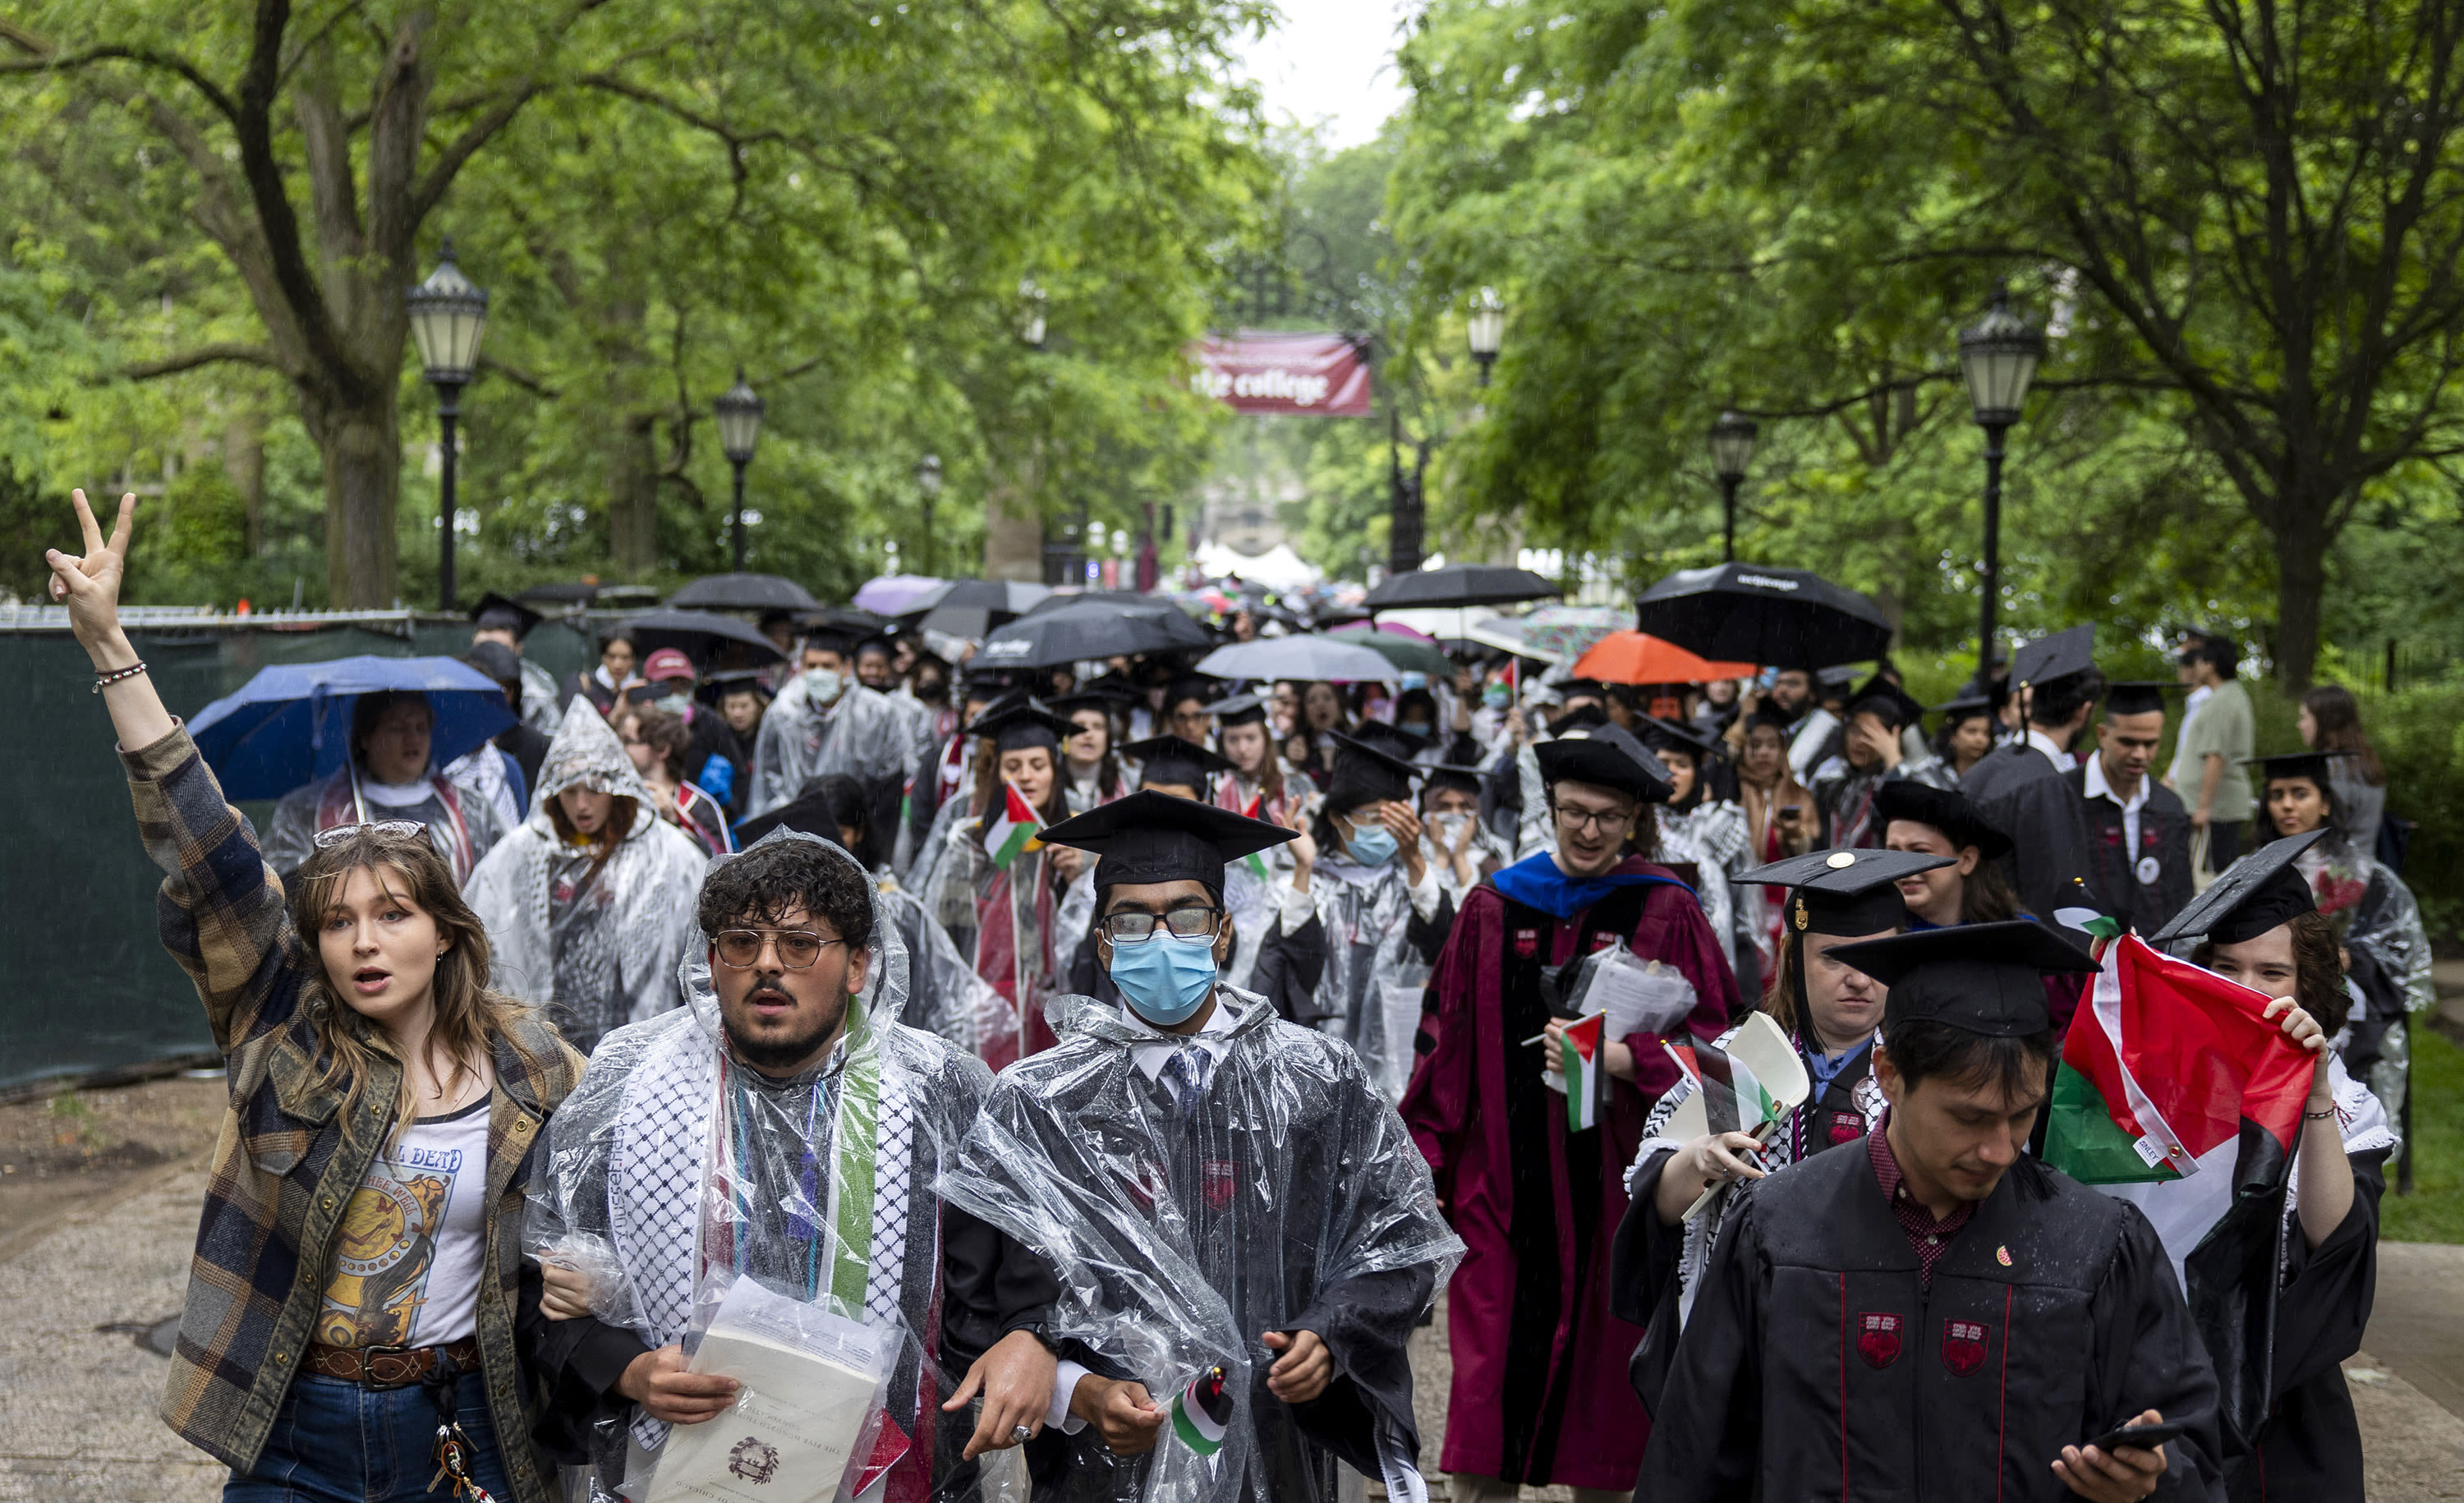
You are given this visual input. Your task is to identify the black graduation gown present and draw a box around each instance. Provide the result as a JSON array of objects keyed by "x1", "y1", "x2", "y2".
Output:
[
  {"x1": 1956, "y1": 738, "x2": 2060, "y2": 806},
  {"x1": 1974, "y1": 760, "x2": 2100, "y2": 931},
  {"x1": 1638, "y1": 1142, "x2": 2227, "y2": 1501},
  {"x1": 2066, "y1": 766, "x2": 2195, "y2": 938},
  {"x1": 2225, "y1": 1148, "x2": 2388, "y2": 1502}
]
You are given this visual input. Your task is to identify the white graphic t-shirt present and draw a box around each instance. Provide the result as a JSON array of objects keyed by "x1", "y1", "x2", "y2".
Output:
[{"x1": 316, "y1": 1096, "x2": 491, "y2": 1348}]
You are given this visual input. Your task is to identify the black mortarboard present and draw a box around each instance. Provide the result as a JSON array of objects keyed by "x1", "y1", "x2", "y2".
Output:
[
  {"x1": 2102, "y1": 681, "x2": 2178, "y2": 718},
  {"x1": 802, "y1": 624, "x2": 859, "y2": 656},
  {"x1": 696, "y1": 668, "x2": 773, "y2": 706},
  {"x1": 1121, "y1": 734, "x2": 1235, "y2": 788},
  {"x1": 1872, "y1": 781, "x2": 2014, "y2": 861},
  {"x1": 1044, "y1": 692, "x2": 1125, "y2": 724},
  {"x1": 1421, "y1": 763, "x2": 1485, "y2": 798},
  {"x1": 1546, "y1": 702, "x2": 1611, "y2": 738},
  {"x1": 1324, "y1": 731, "x2": 1424, "y2": 813},
  {"x1": 1165, "y1": 674, "x2": 1221, "y2": 709},
  {"x1": 2149, "y1": 827, "x2": 2328, "y2": 946},
  {"x1": 1638, "y1": 716, "x2": 1719, "y2": 760},
  {"x1": 1932, "y1": 692, "x2": 1997, "y2": 724},
  {"x1": 1816, "y1": 664, "x2": 1863, "y2": 696},
  {"x1": 1039, "y1": 788, "x2": 1298, "y2": 901},
  {"x1": 1845, "y1": 672, "x2": 1927, "y2": 732},
  {"x1": 965, "y1": 702, "x2": 1076, "y2": 755},
  {"x1": 1535, "y1": 723, "x2": 1675, "y2": 802},
  {"x1": 1205, "y1": 692, "x2": 1269, "y2": 728},
  {"x1": 2010, "y1": 625, "x2": 2095, "y2": 692},
  {"x1": 1735, "y1": 848, "x2": 1952, "y2": 937},
  {"x1": 855, "y1": 633, "x2": 896, "y2": 659},
  {"x1": 1828, "y1": 920, "x2": 2100, "y2": 1037},
  {"x1": 462, "y1": 641, "x2": 522, "y2": 696},
  {"x1": 2242, "y1": 750, "x2": 2354, "y2": 785},
  {"x1": 468, "y1": 591, "x2": 542, "y2": 639}
]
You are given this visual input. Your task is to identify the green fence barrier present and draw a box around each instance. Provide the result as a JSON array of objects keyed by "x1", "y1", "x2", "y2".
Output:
[{"x1": 0, "y1": 611, "x2": 598, "y2": 1089}]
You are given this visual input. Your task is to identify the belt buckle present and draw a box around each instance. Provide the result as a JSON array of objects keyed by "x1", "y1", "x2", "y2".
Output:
[{"x1": 359, "y1": 1342, "x2": 420, "y2": 1389}]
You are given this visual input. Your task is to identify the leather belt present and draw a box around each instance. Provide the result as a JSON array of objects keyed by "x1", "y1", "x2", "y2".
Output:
[{"x1": 304, "y1": 1336, "x2": 480, "y2": 1388}]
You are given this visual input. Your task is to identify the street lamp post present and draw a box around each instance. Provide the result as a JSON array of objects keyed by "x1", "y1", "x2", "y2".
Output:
[
  {"x1": 405, "y1": 238, "x2": 490, "y2": 612},
  {"x1": 1957, "y1": 283, "x2": 2047, "y2": 685},
  {"x1": 1708, "y1": 410, "x2": 1758, "y2": 563},
  {"x1": 714, "y1": 369, "x2": 764, "y2": 571},
  {"x1": 1019, "y1": 278, "x2": 1048, "y2": 350},
  {"x1": 1466, "y1": 286, "x2": 1505, "y2": 386},
  {"x1": 914, "y1": 453, "x2": 943, "y2": 576}
]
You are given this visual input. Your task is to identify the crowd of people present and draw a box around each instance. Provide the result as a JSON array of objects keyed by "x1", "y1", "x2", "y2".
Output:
[{"x1": 44, "y1": 485, "x2": 2435, "y2": 1503}]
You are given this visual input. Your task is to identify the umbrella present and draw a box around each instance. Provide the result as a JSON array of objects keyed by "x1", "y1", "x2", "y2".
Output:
[
  {"x1": 797, "y1": 604, "x2": 889, "y2": 637},
  {"x1": 1019, "y1": 588, "x2": 1173, "y2": 619},
  {"x1": 665, "y1": 572, "x2": 821, "y2": 612},
  {"x1": 1326, "y1": 623, "x2": 1453, "y2": 677},
  {"x1": 1361, "y1": 563, "x2": 1561, "y2": 611},
  {"x1": 1633, "y1": 563, "x2": 1892, "y2": 669},
  {"x1": 1519, "y1": 604, "x2": 1626, "y2": 664},
  {"x1": 618, "y1": 607, "x2": 790, "y2": 665},
  {"x1": 899, "y1": 577, "x2": 1054, "y2": 640},
  {"x1": 1196, "y1": 635, "x2": 1401, "y2": 683},
  {"x1": 977, "y1": 600, "x2": 1213, "y2": 670},
  {"x1": 517, "y1": 581, "x2": 598, "y2": 606},
  {"x1": 188, "y1": 655, "x2": 515, "y2": 802},
  {"x1": 1462, "y1": 614, "x2": 1546, "y2": 660},
  {"x1": 1572, "y1": 631, "x2": 1758, "y2": 685},
  {"x1": 853, "y1": 574, "x2": 946, "y2": 615}
]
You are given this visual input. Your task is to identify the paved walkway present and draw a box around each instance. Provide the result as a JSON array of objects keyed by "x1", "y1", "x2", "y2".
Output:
[{"x1": 4, "y1": 1162, "x2": 2462, "y2": 1501}]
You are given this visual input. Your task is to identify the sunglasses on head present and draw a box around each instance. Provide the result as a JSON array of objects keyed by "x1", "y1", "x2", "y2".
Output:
[{"x1": 312, "y1": 819, "x2": 430, "y2": 849}]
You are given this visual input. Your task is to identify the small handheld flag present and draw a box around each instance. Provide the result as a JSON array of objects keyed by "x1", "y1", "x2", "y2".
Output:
[
  {"x1": 986, "y1": 779, "x2": 1043, "y2": 871},
  {"x1": 1559, "y1": 1012, "x2": 1607, "y2": 1132},
  {"x1": 1239, "y1": 794, "x2": 1270, "y2": 880},
  {"x1": 1172, "y1": 1365, "x2": 1234, "y2": 1455}
]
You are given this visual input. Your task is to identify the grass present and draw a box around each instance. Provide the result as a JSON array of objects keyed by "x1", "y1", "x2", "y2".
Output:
[{"x1": 2383, "y1": 1022, "x2": 2464, "y2": 1243}]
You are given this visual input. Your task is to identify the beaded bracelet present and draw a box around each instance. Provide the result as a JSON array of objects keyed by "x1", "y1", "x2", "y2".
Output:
[{"x1": 92, "y1": 660, "x2": 148, "y2": 693}]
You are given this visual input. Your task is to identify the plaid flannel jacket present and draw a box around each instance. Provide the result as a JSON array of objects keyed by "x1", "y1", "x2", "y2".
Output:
[{"x1": 127, "y1": 724, "x2": 584, "y2": 1499}]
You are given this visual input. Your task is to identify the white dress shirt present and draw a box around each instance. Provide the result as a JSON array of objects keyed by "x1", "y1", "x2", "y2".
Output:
[
  {"x1": 2023, "y1": 727, "x2": 2076, "y2": 776},
  {"x1": 2081, "y1": 752, "x2": 2148, "y2": 870}
]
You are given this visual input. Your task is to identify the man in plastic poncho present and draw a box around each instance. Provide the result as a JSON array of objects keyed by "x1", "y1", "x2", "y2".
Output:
[
  {"x1": 525, "y1": 831, "x2": 1069, "y2": 1501},
  {"x1": 463, "y1": 701, "x2": 711, "y2": 1054},
  {"x1": 937, "y1": 791, "x2": 1464, "y2": 1503},
  {"x1": 748, "y1": 626, "x2": 930, "y2": 822}
]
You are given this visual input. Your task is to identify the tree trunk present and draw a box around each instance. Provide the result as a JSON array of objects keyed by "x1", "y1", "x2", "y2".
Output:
[
  {"x1": 2269, "y1": 506, "x2": 2328, "y2": 691},
  {"x1": 983, "y1": 477, "x2": 1044, "y2": 581},
  {"x1": 304, "y1": 384, "x2": 402, "y2": 607},
  {"x1": 223, "y1": 406, "x2": 267, "y2": 555},
  {"x1": 609, "y1": 413, "x2": 661, "y2": 574}
]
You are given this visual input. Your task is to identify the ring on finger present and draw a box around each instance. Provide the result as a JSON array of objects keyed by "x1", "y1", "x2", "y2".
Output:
[{"x1": 1012, "y1": 1423, "x2": 1033, "y2": 1443}]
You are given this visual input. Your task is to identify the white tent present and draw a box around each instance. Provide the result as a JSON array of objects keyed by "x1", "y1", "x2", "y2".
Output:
[{"x1": 1193, "y1": 540, "x2": 1321, "y2": 593}]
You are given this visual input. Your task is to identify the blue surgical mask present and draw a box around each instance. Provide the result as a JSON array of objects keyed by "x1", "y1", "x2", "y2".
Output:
[
  {"x1": 1400, "y1": 671, "x2": 1428, "y2": 692},
  {"x1": 1398, "y1": 720, "x2": 1433, "y2": 741},
  {"x1": 1109, "y1": 933, "x2": 1217, "y2": 1025},
  {"x1": 1347, "y1": 821, "x2": 1400, "y2": 866}
]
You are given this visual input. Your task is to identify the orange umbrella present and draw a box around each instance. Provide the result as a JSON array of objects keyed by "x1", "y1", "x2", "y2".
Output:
[{"x1": 1571, "y1": 631, "x2": 1758, "y2": 685}]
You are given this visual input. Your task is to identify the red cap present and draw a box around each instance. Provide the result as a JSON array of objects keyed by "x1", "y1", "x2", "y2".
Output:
[{"x1": 641, "y1": 647, "x2": 696, "y2": 683}]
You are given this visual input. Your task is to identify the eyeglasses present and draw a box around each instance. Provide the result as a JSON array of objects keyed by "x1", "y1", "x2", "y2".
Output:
[
  {"x1": 1100, "y1": 908, "x2": 1223, "y2": 943},
  {"x1": 313, "y1": 820, "x2": 429, "y2": 848},
  {"x1": 1552, "y1": 803, "x2": 1637, "y2": 834},
  {"x1": 712, "y1": 929, "x2": 845, "y2": 969}
]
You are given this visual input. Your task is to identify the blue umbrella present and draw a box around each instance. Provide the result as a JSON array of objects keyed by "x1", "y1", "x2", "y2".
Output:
[{"x1": 188, "y1": 655, "x2": 515, "y2": 801}]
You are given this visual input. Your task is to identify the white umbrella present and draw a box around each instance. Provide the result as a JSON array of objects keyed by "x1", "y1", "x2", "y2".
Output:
[{"x1": 1197, "y1": 635, "x2": 1400, "y2": 683}]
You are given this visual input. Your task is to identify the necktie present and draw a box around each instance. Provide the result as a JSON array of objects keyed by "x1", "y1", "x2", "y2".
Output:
[{"x1": 1161, "y1": 1046, "x2": 1214, "y2": 1119}]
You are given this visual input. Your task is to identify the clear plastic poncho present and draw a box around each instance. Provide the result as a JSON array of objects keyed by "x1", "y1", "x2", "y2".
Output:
[
  {"x1": 935, "y1": 986, "x2": 1464, "y2": 1503},
  {"x1": 905, "y1": 788, "x2": 1070, "y2": 1070},
  {"x1": 1277, "y1": 857, "x2": 1433, "y2": 1103},
  {"x1": 1655, "y1": 799, "x2": 1754, "y2": 977},
  {"x1": 2293, "y1": 833, "x2": 2434, "y2": 1118},
  {"x1": 749, "y1": 674, "x2": 929, "y2": 818},
  {"x1": 264, "y1": 758, "x2": 511, "y2": 884},
  {"x1": 463, "y1": 700, "x2": 709, "y2": 1053},
  {"x1": 874, "y1": 880, "x2": 999, "y2": 1054},
  {"x1": 526, "y1": 830, "x2": 1004, "y2": 1501}
]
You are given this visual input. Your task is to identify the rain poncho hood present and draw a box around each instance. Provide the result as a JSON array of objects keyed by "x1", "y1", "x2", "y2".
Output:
[
  {"x1": 935, "y1": 986, "x2": 1462, "y2": 1503},
  {"x1": 748, "y1": 675, "x2": 929, "y2": 818},
  {"x1": 263, "y1": 756, "x2": 511, "y2": 883},
  {"x1": 463, "y1": 699, "x2": 708, "y2": 1049},
  {"x1": 526, "y1": 830, "x2": 998, "y2": 1496}
]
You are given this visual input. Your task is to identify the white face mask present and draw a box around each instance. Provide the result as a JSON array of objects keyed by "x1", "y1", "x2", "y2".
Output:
[
  {"x1": 804, "y1": 666, "x2": 847, "y2": 705},
  {"x1": 1430, "y1": 811, "x2": 1474, "y2": 845}
]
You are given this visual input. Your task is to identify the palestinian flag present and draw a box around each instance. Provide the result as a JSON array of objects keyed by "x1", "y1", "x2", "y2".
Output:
[
  {"x1": 1559, "y1": 1012, "x2": 1607, "y2": 1133},
  {"x1": 1691, "y1": 1028, "x2": 1784, "y2": 1135},
  {"x1": 1172, "y1": 1365, "x2": 1234, "y2": 1455},
  {"x1": 1238, "y1": 794, "x2": 1270, "y2": 880},
  {"x1": 898, "y1": 775, "x2": 914, "y2": 833},
  {"x1": 985, "y1": 779, "x2": 1042, "y2": 871},
  {"x1": 2043, "y1": 932, "x2": 2314, "y2": 1450}
]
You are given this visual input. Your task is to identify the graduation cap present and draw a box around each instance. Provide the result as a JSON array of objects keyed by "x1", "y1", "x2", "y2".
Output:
[
  {"x1": 1120, "y1": 734, "x2": 1235, "y2": 790},
  {"x1": 2149, "y1": 827, "x2": 2328, "y2": 947},
  {"x1": 1420, "y1": 762, "x2": 1486, "y2": 798},
  {"x1": 1044, "y1": 691, "x2": 1126, "y2": 724},
  {"x1": 462, "y1": 641, "x2": 523, "y2": 697},
  {"x1": 2010, "y1": 625, "x2": 2094, "y2": 692},
  {"x1": 1871, "y1": 780, "x2": 2013, "y2": 860},
  {"x1": 1844, "y1": 672, "x2": 1928, "y2": 732},
  {"x1": 2241, "y1": 750, "x2": 2356, "y2": 785},
  {"x1": 1204, "y1": 692, "x2": 1270, "y2": 728},
  {"x1": 1931, "y1": 691, "x2": 1997, "y2": 724},
  {"x1": 1827, "y1": 920, "x2": 2100, "y2": 1038},
  {"x1": 1545, "y1": 702, "x2": 1611, "y2": 738},
  {"x1": 696, "y1": 668, "x2": 772, "y2": 706},
  {"x1": 965, "y1": 701, "x2": 1078, "y2": 755},
  {"x1": 1038, "y1": 788, "x2": 1299, "y2": 900},
  {"x1": 1637, "y1": 716, "x2": 1720, "y2": 761},
  {"x1": 1324, "y1": 731, "x2": 1426, "y2": 812},
  {"x1": 1815, "y1": 664, "x2": 1862, "y2": 696},
  {"x1": 2102, "y1": 680, "x2": 2180, "y2": 718},
  {"x1": 800, "y1": 623, "x2": 861, "y2": 655},
  {"x1": 1348, "y1": 719, "x2": 1425, "y2": 761},
  {"x1": 468, "y1": 591, "x2": 543, "y2": 640},
  {"x1": 1735, "y1": 848, "x2": 1952, "y2": 937},
  {"x1": 1535, "y1": 722, "x2": 1674, "y2": 802},
  {"x1": 1165, "y1": 674, "x2": 1222, "y2": 709}
]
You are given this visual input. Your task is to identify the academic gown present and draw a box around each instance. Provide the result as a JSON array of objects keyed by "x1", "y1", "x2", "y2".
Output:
[
  {"x1": 1637, "y1": 1142, "x2": 2227, "y2": 1502},
  {"x1": 1954, "y1": 738, "x2": 2062, "y2": 807},
  {"x1": 2066, "y1": 766, "x2": 2195, "y2": 938},
  {"x1": 1974, "y1": 761, "x2": 2100, "y2": 932},
  {"x1": 1400, "y1": 858, "x2": 1740, "y2": 1492}
]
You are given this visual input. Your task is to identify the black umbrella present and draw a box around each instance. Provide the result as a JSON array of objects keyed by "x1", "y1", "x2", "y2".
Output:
[
  {"x1": 1019, "y1": 589, "x2": 1160, "y2": 619},
  {"x1": 975, "y1": 600, "x2": 1212, "y2": 670},
  {"x1": 899, "y1": 578, "x2": 1055, "y2": 640},
  {"x1": 1632, "y1": 563, "x2": 1893, "y2": 669},
  {"x1": 666, "y1": 572, "x2": 822, "y2": 612},
  {"x1": 517, "y1": 581, "x2": 599, "y2": 606},
  {"x1": 1361, "y1": 563, "x2": 1561, "y2": 610},
  {"x1": 798, "y1": 604, "x2": 890, "y2": 636},
  {"x1": 618, "y1": 607, "x2": 790, "y2": 665}
]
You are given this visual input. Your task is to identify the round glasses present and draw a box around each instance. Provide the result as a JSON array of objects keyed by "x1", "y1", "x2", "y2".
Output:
[
  {"x1": 713, "y1": 929, "x2": 845, "y2": 969},
  {"x1": 1100, "y1": 908, "x2": 1224, "y2": 944}
]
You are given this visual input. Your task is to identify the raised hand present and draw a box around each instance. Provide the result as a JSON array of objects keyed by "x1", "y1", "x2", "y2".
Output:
[{"x1": 45, "y1": 489, "x2": 136, "y2": 658}]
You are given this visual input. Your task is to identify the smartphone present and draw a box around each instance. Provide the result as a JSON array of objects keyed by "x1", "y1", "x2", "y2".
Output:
[
  {"x1": 1778, "y1": 804, "x2": 1802, "y2": 822},
  {"x1": 2085, "y1": 1419, "x2": 2189, "y2": 1455}
]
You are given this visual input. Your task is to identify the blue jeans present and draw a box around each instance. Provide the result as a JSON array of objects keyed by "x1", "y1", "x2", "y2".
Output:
[{"x1": 225, "y1": 1369, "x2": 513, "y2": 1502}]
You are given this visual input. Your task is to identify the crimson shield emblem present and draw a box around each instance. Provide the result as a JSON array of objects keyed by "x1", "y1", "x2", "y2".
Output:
[
  {"x1": 1201, "y1": 1159, "x2": 1237, "y2": 1211},
  {"x1": 1514, "y1": 927, "x2": 1539, "y2": 958},
  {"x1": 1942, "y1": 1318, "x2": 1988, "y2": 1377},
  {"x1": 1827, "y1": 1110, "x2": 1865, "y2": 1146},
  {"x1": 1856, "y1": 1312, "x2": 1901, "y2": 1368}
]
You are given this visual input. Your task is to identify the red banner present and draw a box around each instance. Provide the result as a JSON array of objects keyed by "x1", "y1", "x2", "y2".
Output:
[{"x1": 1190, "y1": 332, "x2": 1372, "y2": 416}]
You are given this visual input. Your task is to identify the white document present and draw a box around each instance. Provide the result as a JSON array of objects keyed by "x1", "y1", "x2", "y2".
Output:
[
  {"x1": 650, "y1": 1283, "x2": 894, "y2": 1503},
  {"x1": 1588, "y1": 955, "x2": 1699, "y2": 1038}
]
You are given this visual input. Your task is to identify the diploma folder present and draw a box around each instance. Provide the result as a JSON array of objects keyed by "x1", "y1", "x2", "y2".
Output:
[{"x1": 650, "y1": 1280, "x2": 897, "y2": 1503}]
